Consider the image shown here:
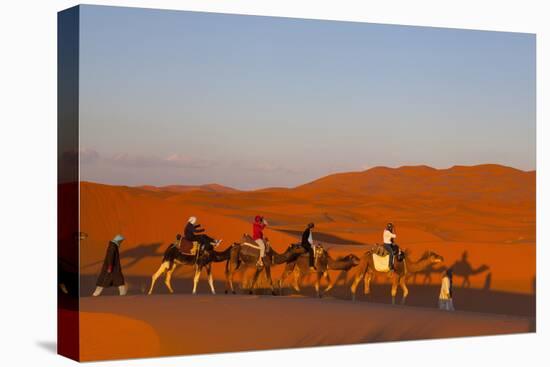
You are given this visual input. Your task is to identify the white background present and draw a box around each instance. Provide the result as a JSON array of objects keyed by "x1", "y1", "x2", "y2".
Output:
[{"x1": 0, "y1": 0, "x2": 547, "y2": 366}]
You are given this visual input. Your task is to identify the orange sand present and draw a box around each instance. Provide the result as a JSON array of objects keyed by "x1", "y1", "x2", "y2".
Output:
[
  {"x1": 79, "y1": 311, "x2": 161, "y2": 361},
  {"x1": 79, "y1": 294, "x2": 532, "y2": 361}
]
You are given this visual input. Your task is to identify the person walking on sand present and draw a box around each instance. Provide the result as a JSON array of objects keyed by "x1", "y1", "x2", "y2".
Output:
[
  {"x1": 252, "y1": 215, "x2": 268, "y2": 267},
  {"x1": 301, "y1": 222, "x2": 316, "y2": 270},
  {"x1": 184, "y1": 216, "x2": 222, "y2": 250},
  {"x1": 383, "y1": 223, "x2": 398, "y2": 272},
  {"x1": 439, "y1": 268, "x2": 455, "y2": 311},
  {"x1": 93, "y1": 234, "x2": 127, "y2": 296}
]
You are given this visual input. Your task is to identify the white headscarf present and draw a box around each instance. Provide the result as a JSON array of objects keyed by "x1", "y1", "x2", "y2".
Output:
[
  {"x1": 111, "y1": 234, "x2": 125, "y2": 246},
  {"x1": 188, "y1": 216, "x2": 197, "y2": 224}
]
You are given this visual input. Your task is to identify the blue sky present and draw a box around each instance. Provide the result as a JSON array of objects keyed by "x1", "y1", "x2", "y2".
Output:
[{"x1": 78, "y1": 5, "x2": 535, "y2": 189}]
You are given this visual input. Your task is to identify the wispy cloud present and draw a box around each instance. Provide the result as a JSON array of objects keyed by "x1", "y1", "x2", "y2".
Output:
[
  {"x1": 80, "y1": 149, "x2": 214, "y2": 169},
  {"x1": 243, "y1": 162, "x2": 300, "y2": 175}
]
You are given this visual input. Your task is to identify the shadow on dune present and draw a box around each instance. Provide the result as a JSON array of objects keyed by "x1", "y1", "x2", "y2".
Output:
[
  {"x1": 405, "y1": 250, "x2": 491, "y2": 288},
  {"x1": 118, "y1": 242, "x2": 164, "y2": 269},
  {"x1": 450, "y1": 251, "x2": 491, "y2": 288},
  {"x1": 79, "y1": 274, "x2": 535, "y2": 321},
  {"x1": 81, "y1": 242, "x2": 164, "y2": 270},
  {"x1": 275, "y1": 229, "x2": 364, "y2": 245}
]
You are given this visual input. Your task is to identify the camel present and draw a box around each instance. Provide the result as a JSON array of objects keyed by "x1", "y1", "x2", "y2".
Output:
[
  {"x1": 350, "y1": 248, "x2": 444, "y2": 304},
  {"x1": 406, "y1": 262, "x2": 446, "y2": 285},
  {"x1": 279, "y1": 247, "x2": 360, "y2": 297},
  {"x1": 224, "y1": 237, "x2": 306, "y2": 295},
  {"x1": 148, "y1": 242, "x2": 232, "y2": 295},
  {"x1": 450, "y1": 251, "x2": 489, "y2": 288}
]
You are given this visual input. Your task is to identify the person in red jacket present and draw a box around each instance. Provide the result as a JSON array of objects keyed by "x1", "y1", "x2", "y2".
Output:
[{"x1": 252, "y1": 215, "x2": 268, "y2": 266}]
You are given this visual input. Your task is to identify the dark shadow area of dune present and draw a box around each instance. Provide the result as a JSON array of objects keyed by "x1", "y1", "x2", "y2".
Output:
[
  {"x1": 275, "y1": 229, "x2": 364, "y2": 245},
  {"x1": 79, "y1": 274, "x2": 535, "y2": 321}
]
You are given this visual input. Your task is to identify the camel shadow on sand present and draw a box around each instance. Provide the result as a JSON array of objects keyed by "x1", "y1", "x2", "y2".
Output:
[
  {"x1": 81, "y1": 242, "x2": 164, "y2": 271},
  {"x1": 406, "y1": 250, "x2": 491, "y2": 290}
]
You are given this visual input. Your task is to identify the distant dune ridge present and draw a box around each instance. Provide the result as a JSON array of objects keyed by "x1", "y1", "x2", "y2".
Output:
[
  {"x1": 79, "y1": 164, "x2": 535, "y2": 295},
  {"x1": 137, "y1": 183, "x2": 239, "y2": 193}
]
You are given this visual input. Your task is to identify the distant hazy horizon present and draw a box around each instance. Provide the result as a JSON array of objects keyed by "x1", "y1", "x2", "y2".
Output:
[
  {"x1": 78, "y1": 5, "x2": 536, "y2": 190},
  {"x1": 81, "y1": 163, "x2": 535, "y2": 192}
]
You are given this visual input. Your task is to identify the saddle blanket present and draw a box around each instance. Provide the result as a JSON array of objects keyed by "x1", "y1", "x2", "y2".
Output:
[
  {"x1": 179, "y1": 240, "x2": 199, "y2": 256},
  {"x1": 373, "y1": 253, "x2": 390, "y2": 272}
]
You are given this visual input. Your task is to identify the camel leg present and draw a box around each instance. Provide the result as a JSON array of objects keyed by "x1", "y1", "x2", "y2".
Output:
[
  {"x1": 391, "y1": 275, "x2": 398, "y2": 305},
  {"x1": 148, "y1": 261, "x2": 169, "y2": 295},
  {"x1": 364, "y1": 272, "x2": 372, "y2": 295},
  {"x1": 224, "y1": 261, "x2": 231, "y2": 294},
  {"x1": 241, "y1": 271, "x2": 250, "y2": 292},
  {"x1": 249, "y1": 268, "x2": 261, "y2": 295},
  {"x1": 207, "y1": 264, "x2": 216, "y2": 295},
  {"x1": 324, "y1": 271, "x2": 335, "y2": 293},
  {"x1": 292, "y1": 269, "x2": 302, "y2": 293},
  {"x1": 399, "y1": 276, "x2": 409, "y2": 305},
  {"x1": 225, "y1": 261, "x2": 237, "y2": 294},
  {"x1": 278, "y1": 268, "x2": 293, "y2": 295},
  {"x1": 350, "y1": 271, "x2": 365, "y2": 302},
  {"x1": 164, "y1": 265, "x2": 176, "y2": 294},
  {"x1": 192, "y1": 265, "x2": 201, "y2": 295},
  {"x1": 264, "y1": 266, "x2": 276, "y2": 295},
  {"x1": 315, "y1": 272, "x2": 322, "y2": 298}
]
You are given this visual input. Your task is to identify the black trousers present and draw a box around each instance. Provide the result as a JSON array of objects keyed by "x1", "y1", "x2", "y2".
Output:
[
  {"x1": 302, "y1": 243, "x2": 315, "y2": 267},
  {"x1": 383, "y1": 243, "x2": 395, "y2": 269}
]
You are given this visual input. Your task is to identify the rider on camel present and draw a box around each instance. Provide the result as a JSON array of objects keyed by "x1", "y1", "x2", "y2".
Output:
[
  {"x1": 252, "y1": 215, "x2": 268, "y2": 267},
  {"x1": 383, "y1": 223, "x2": 399, "y2": 272},
  {"x1": 184, "y1": 216, "x2": 221, "y2": 250},
  {"x1": 301, "y1": 222, "x2": 316, "y2": 270}
]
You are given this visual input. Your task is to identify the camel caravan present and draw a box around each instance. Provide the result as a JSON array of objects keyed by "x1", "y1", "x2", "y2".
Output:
[{"x1": 142, "y1": 217, "x2": 445, "y2": 304}]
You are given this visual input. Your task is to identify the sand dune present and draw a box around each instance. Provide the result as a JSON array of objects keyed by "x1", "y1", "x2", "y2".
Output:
[
  {"x1": 138, "y1": 183, "x2": 239, "y2": 193},
  {"x1": 78, "y1": 294, "x2": 532, "y2": 361},
  {"x1": 79, "y1": 164, "x2": 535, "y2": 294},
  {"x1": 73, "y1": 164, "x2": 536, "y2": 361}
]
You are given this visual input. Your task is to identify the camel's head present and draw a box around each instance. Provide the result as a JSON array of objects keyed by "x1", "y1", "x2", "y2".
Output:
[
  {"x1": 344, "y1": 254, "x2": 361, "y2": 266},
  {"x1": 479, "y1": 264, "x2": 490, "y2": 272},
  {"x1": 426, "y1": 251, "x2": 444, "y2": 264},
  {"x1": 314, "y1": 244, "x2": 327, "y2": 255}
]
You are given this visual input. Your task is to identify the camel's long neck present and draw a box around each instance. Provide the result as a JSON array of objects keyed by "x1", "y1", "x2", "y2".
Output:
[
  {"x1": 472, "y1": 266, "x2": 486, "y2": 275},
  {"x1": 327, "y1": 256, "x2": 353, "y2": 270},
  {"x1": 211, "y1": 246, "x2": 232, "y2": 262},
  {"x1": 272, "y1": 247, "x2": 297, "y2": 264},
  {"x1": 407, "y1": 257, "x2": 435, "y2": 273},
  {"x1": 270, "y1": 248, "x2": 285, "y2": 264}
]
